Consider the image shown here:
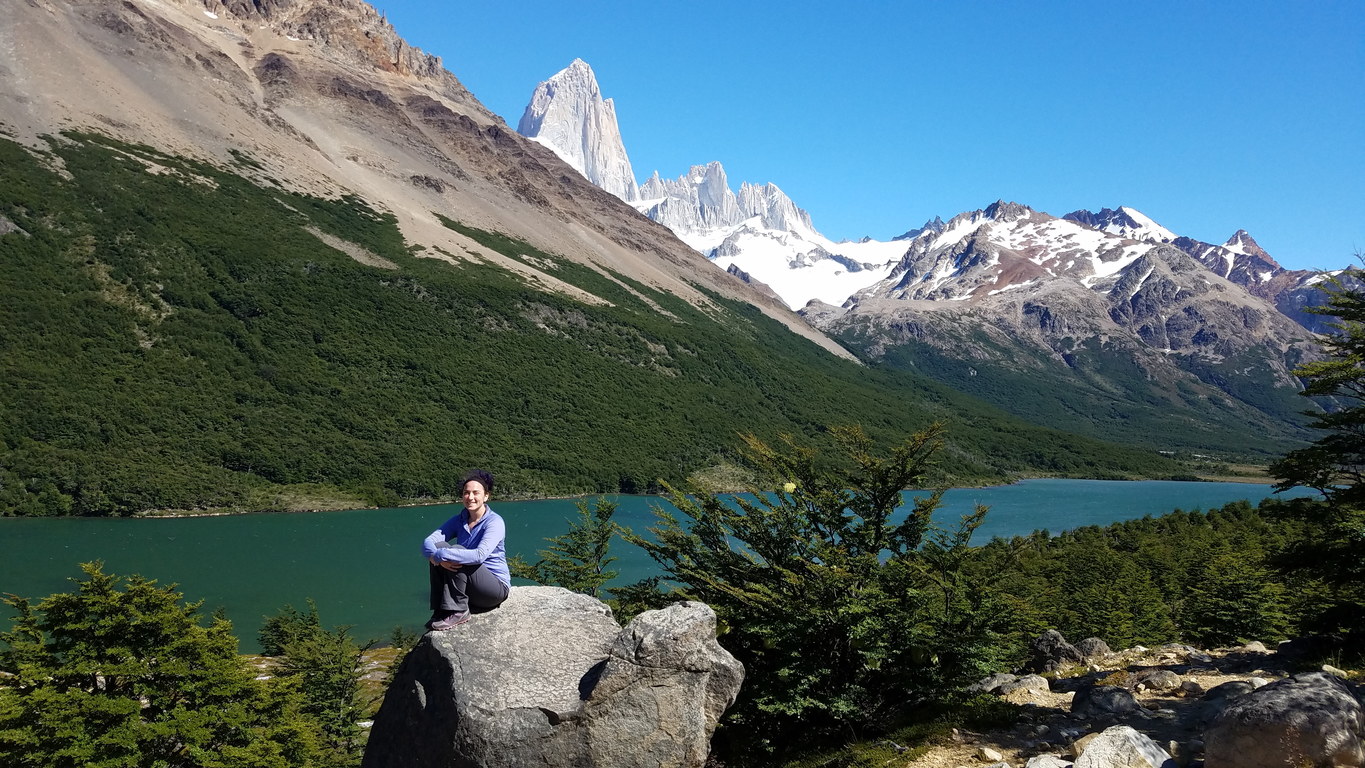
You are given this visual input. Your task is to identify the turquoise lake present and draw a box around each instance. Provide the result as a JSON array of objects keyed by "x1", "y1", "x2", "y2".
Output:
[{"x1": 0, "y1": 479, "x2": 1317, "y2": 652}]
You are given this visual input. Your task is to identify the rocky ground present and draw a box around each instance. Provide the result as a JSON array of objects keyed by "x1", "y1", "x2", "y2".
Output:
[{"x1": 908, "y1": 639, "x2": 1360, "y2": 768}]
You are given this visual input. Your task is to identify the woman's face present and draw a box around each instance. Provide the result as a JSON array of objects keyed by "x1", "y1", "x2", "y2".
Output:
[{"x1": 462, "y1": 480, "x2": 489, "y2": 513}]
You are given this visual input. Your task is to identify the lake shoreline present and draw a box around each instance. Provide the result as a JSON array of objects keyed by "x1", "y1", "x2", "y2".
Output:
[{"x1": 110, "y1": 469, "x2": 1281, "y2": 520}]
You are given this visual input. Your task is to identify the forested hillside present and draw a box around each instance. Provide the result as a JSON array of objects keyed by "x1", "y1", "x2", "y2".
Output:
[{"x1": 0, "y1": 133, "x2": 1180, "y2": 515}]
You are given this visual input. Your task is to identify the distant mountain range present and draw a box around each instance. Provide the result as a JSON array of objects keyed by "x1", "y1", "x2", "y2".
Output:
[{"x1": 517, "y1": 60, "x2": 1342, "y2": 454}]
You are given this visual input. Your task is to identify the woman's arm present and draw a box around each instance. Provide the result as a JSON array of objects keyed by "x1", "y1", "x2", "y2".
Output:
[
  {"x1": 421, "y1": 515, "x2": 461, "y2": 560},
  {"x1": 438, "y1": 514, "x2": 505, "y2": 566}
]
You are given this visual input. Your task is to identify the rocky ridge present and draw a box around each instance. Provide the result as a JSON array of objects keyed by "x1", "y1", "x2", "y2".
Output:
[{"x1": 806, "y1": 201, "x2": 1320, "y2": 453}]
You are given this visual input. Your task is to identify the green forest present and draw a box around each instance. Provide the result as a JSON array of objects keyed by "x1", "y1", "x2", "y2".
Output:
[
  {"x1": 0, "y1": 132, "x2": 1180, "y2": 517},
  {"x1": 840, "y1": 322, "x2": 1314, "y2": 460}
]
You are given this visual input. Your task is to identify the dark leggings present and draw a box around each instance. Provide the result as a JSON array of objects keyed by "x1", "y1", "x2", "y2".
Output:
[{"x1": 429, "y1": 562, "x2": 509, "y2": 613}]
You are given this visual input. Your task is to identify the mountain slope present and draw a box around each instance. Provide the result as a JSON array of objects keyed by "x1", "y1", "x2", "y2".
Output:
[
  {"x1": 1, "y1": 0, "x2": 848, "y2": 358},
  {"x1": 0, "y1": 0, "x2": 1184, "y2": 514}
]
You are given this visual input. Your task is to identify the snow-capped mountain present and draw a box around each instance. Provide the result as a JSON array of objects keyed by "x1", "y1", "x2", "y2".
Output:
[
  {"x1": 517, "y1": 59, "x2": 638, "y2": 202},
  {"x1": 517, "y1": 61, "x2": 908, "y2": 309},
  {"x1": 1063, "y1": 209, "x2": 1333, "y2": 332},
  {"x1": 840, "y1": 200, "x2": 1312, "y2": 350},
  {"x1": 631, "y1": 161, "x2": 909, "y2": 307},
  {"x1": 807, "y1": 200, "x2": 1320, "y2": 452}
]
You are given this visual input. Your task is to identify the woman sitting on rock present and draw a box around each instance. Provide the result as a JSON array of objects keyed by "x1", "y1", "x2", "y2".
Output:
[{"x1": 421, "y1": 469, "x2": 511, "y2": 630}]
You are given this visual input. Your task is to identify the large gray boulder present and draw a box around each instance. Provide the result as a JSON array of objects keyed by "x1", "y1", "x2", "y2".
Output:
[
  {"x1": 1204, "y1": 671, "x2": 1364, "y2": 768},
  {"x1": 968, "y1": 672, "x2": 1018, "y2": 694},
  {"x1": 1075, "y1": 637, "x2": 1112, "y2": 658},
  {"x1": 1072, "y1": 684, "x2": 1143, "y2": 719},
  {"x1": 361, "y1": 587, "x2": 744, "y2": 768},
  {"x1": 1028, "y1": 629, "x2": 1087, "y2": 673},
  {"x1": 1000, "y1": 674, "x2": 1051, "y2": 696}
]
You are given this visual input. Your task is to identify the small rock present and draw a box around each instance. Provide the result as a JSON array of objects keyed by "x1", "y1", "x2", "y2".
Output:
[
  {"x1": 1248, "y1": 677, "x2": 1269, "y2": 688},
  {"x1": 1241, "y1": 641, "x2": 1268, "y2": 653},
  {"x1": 1000, "y1": 674, "x2": 1052, "y2": 695},
  {"x1": 1179, "y1": 680, "x2": 1204, "y2": 696},
  {"x1": 1166, "y1": 740, "x2": 1190, "y2": 767},
  {"x1": 1322, "y1": 664, "x2": 1348, "y2": 678},
  {"x1": 977, "y1": 746, "x2": 1005, "y2": 761},
  {"x1": 1026, "y1": 756, "x2": 1073, "y2": 768},
  {"x1": 1035, "y1": 724, "x2": 1052, "y2": 735},
  {"x1": 1028, "y1": 630, "x2": 1087, "y2": 673},
  {"x1": 1133, "y1": 669, "x2": 1182, "y2": 691}
]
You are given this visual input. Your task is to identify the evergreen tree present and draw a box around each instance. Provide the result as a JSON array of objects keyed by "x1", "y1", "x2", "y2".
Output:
[
  {"x1": 1270, "y1": 266, "x2": 1365, "y2": 654},
  {"x1": 0, "y1": 562, "x2": 325, "y2": 768},
  {"x1": 625, "y1": 425, "x2": 1005, "y2": 763},
  {"x1": 272, "y1": 628, "x2": 367, "y2": 764},
  {"x1": 258, "y1": 601, "x2": 322, "y2": 657},
  {"x1": 1183, "y1": 550, "x2": 1290, "y2": 646},
  {"x1": 259, "y1": 603, "x2": 368, "y2": 765},
  {"x1": 510, "y1": 497, "x2": 622, "y2": 598}
]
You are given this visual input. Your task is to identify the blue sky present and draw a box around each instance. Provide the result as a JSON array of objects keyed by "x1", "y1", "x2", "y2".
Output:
[{"x1": 381, "y1": 1, "x2": 1363, "y2": 271}]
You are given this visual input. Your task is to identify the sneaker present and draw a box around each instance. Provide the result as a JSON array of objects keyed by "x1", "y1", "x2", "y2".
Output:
[{"x1": 430, "y1": 611, "x2": 470, "y2": 630}]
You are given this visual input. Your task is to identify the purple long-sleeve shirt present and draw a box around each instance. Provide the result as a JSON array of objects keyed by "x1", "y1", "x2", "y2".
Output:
[{"x1": 422, "y1": 507, "x2": 511, "y2": 586}]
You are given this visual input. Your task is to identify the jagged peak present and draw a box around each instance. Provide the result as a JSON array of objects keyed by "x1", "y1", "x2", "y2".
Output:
[
  {"x1": 517, "y1": 58, "x2": 637, "y2": 201},
  {"x1": 543, "y1": 58, "x2": 602, "y2": 97},
  {"x1": 983, "y1": 200, "x2": 1034, "y2": 221},
  {"x1": 1064, "y1": 207, "x2": 1125, "y2": 228},
  {"x1": 1064, "y1": 205, "x2": 1175, "y2": 243},
  {"x1": 893, "y1": 216, "x2": 946, "y2": 241},
  {"x1": 737, "y1": 180, "x2": 792, "y2": 200},
  {"x1": 1223, "y1": 229, "x2": 1276, "y2": 263},
  {"x1": 683, "y1": 162, "x2": 728, "y2": 186}
]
